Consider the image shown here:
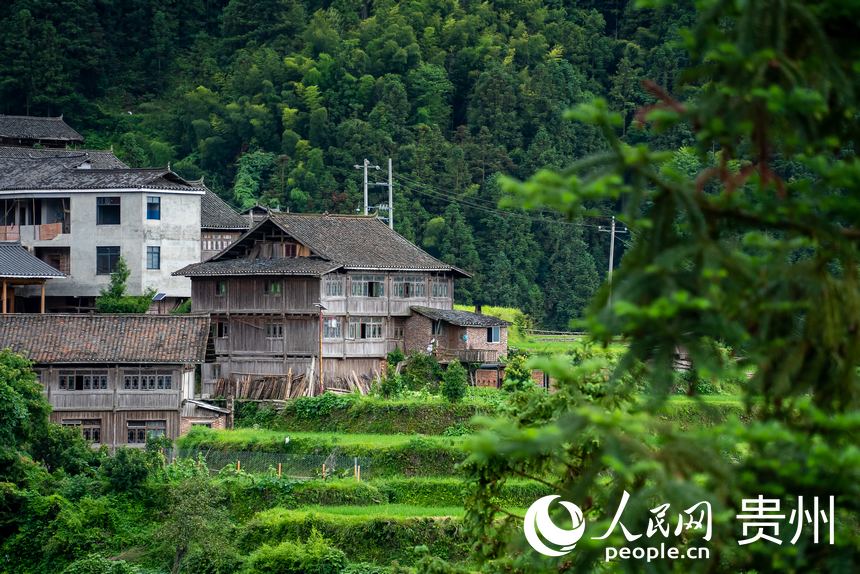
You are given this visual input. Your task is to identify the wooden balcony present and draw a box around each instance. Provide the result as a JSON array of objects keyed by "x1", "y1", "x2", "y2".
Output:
[{"x1": 435, "y1": 348, "x2": 500, "y2": 364}]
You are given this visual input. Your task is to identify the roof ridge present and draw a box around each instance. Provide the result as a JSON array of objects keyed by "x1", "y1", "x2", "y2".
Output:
[{"x1": 0, "y1": 114, "x2": 65, "y2": 120}]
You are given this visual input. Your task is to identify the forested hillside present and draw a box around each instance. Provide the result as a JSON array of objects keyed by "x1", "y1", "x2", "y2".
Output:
[{"x1": 0, "y1": 0, "x2": 695, "y2": 327}]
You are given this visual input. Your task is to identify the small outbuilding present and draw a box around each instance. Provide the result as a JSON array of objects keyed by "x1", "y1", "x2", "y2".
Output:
[{"x1": 0, "y1": 241, "x2": 66, "y2": 313}]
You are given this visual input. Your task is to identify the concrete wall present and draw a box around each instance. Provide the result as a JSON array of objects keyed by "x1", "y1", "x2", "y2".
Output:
[{"x1": 16, "y1": 190, "x2": 201, "y2": 298}]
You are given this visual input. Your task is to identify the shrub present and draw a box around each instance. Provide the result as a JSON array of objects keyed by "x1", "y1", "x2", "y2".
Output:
[
  {"x1": 99, "y1": 448, "x2": 152, "y2": 493},
  {"x1": 95, "y1": 257, "x2": 155, "y2": 313},
  {"x1": 61, "y1": 554, "x2": 139, "y2": 574},
  {"x1": 441, "y1": 361, "x2": 467, "y2": 403},
  {"x1": 386, "y1": 348, "x2": 405, "y2": 367},
  {"x1": 501, "y1": 352, "x2": 533, "y2": 392},
  {"x1": 378, "y1": 366, "x2": 406, "y2": 399},
  {"x1": 245, "y1": 529, "x2": 347, "y2": 574},
  {"x1": 171, "y1": 299, "x2": 192, "y2": 314},
  {"x1": 401, "y1": 352, "x2": 443, "y2": 392},
  {"x1": 240, "y1": 509, "x2": 468, "y2": 565}
]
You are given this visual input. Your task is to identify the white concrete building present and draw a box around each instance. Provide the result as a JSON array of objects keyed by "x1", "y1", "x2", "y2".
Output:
[{"x1": 0, "y1": 146, "x2": 204, "y2": 312}]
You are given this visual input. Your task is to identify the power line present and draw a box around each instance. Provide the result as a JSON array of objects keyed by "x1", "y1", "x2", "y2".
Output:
[
  {"x1": 395, "y1": 175, "x2": 602, "y2": 229},
  {"x1": 397, "y1": 173, "x2": 612, "y2": 227}
]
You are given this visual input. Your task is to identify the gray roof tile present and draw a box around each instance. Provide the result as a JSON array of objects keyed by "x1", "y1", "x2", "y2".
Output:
[
  {"x1": 201, "y1": 190, "x2": 249, "y2": 230},
  {"x1": 0, "y1": 115, "x2": 84, "y2": 144},
  {"x1": 177, "y1": 257, "x2": 341, "y2": 277},
  {"x1": 411, "y1": 306, "x2": 509, "y2": 327},
  {"x1": 0, "y1": 242, "x2": 66, "y2": 278},
  {"x1": 0, "y1": 314, "x2": 210, "y2": 364}
]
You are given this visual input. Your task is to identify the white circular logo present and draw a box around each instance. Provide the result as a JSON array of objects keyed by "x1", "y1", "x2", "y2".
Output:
[{"x1": 524, "y1": 495, "x2": 586, "y2": 556}]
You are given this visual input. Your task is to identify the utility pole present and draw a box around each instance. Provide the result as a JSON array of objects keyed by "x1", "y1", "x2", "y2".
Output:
[
  {"x1": 598, "y1": 216, "x2": 628, "y2": 305},
  {"x1": 387, "y1": 158, "x2": 393, "y2": 229},
  {"x1": 354, "y1": 159, "x2": 380, "y2": 215}
]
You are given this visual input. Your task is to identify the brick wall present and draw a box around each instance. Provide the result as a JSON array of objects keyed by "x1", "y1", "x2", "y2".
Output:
[
  {"x1": 465, "y1": 325, "x2": 508, "y2": 354},
  {"x1": 404, "y1": 313, "x2": 434, "y2": 353},
  {"x1": 179, "y1": 414, "x2": 226, "y2": 436}
]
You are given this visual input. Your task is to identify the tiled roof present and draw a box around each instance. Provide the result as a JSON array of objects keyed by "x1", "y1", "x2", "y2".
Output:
[
  {"x1": 0, "y1": 314, "x2": 210, "y2": 364},
  {"x1": 0, "y1": 152, "x2": 206, "y2": 192},
  {"x1": 201, "y1": 190, "x2": 249, "y2": 230},
  {"x1": 176, "y1": 257, "x2": 341, "y2": 277},
  {"x1": 176, "y1": 213, "x2": 469, "y2": 278},
  {"x1": 411, "y1": 306, "x2": 509, "y2": 327},
  {"x1": 0, "y1": 146, "x2": 127, "y2": 168},
  {"x1": 0, "y1": 242, "x2": 66, "y2": 279},
  {"x1": 0, "y1": 115, "x2": 84, "y2": 143},
  {"x1": 271, "y1": 213, "x2": 468, "y2": 274}
]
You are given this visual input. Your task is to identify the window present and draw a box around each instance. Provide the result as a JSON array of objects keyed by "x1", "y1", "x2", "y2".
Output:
[
  {"x1": 127, "y1": 420, "x2": 166, "y2": 444},
  {"x1": 324, "y1": 276, "x2": 344, "y2": 297},
  {"x1": 192, "y1": 422, "x2": 212, "y2": 428},
  {"x1": 58, "y1": 371, "x2": 109, "y2": 391},
  {"x1": 393, "y1": 324, "x2": 404, "y2": 340},
  {"x1": 351, "y1": 274, "x2": 385, "y2": 297},
  {"x1": 216, "y1": 280, "x2": 227, "y2": 296},
  {"x1": 347, "y1": 316, "x2": 383, "y2": 340},
  {"x1": 266, "y1": 322, "x2": 284, "y2": 338},
  {"x1": 123, "y1": 371, "x2": 173, "y2": 390},
  {"x1": 63, "y1": 419, "x2": 101, "y2": 443},
  {"x1": 96, "y1": 246, "x2": 120, "y2": 275},
  {"x1": 146, "y1": 246, "x2": 161, "y2": 270},
  {"x1": 433, "y1": 320, "x2": 444, "y2": 336},
  {"x1": 215, "y1": 321, "x2": 229, "y2": 338},
  {"x1": 264, "y1": 280, "x2": 282, "y2": 295},
  {"x1": 393, "y1": 276, "x2": 426, "y2": 298},
  {"x1": 323, "y1": 317, "x2": 342, "y2": 339},
  {"x1": 96, "y1": 196, "x2": 121, "y2": 224},
  {"x1": 431, "y1": 278, "x2": 449, "y2": 298},
  {"x1": 487, "y1": 326, "x2": 501, "y2": 343},
  {"x1": 146, "y1": 196, "x2": 161, "y2": 220}
]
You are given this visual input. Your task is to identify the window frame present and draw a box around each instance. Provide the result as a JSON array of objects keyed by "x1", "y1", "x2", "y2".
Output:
[
  {"x1": 127, "y1": 420, "x2": 166, "y2": 444},
  {"x1": 431, "y1": 277, "x2": 449, "y2": 298},
  {"x1": 323, "y1": 316, "x2": 342, "y2": 340},
  {"x1": 122, "y1": 369, "x2": 174, "y2": 391},
  {"x1": 58, "y1": 370, "x2": 109, "y2": 391},
  {"x1": 264, "y1": 279, "x2": 282, "y2": 295},
  {"x1": 146, "y1": 196, "x2": 161, "y2": 220},
  {"x1": 265, "y1": 322, "x2": 284, "y2": 339},
  {"x1": 96, "y1": 196, "x2": 121, "y2": 225},
  {"x1": 215, "y1": 280, "x2": 228, "y2": 297},
  {"x1": 347, "y1": 316, "x2": 384, "y2": 340},
  {"x1": 324, "y1": 276, "x2": 345, "y2": 298},
  {"x1": 487, "y1": 325, "x2": 501, "y2": 344},
  {"x1": 351, "y1": 274, "x2": 386, "y2": 298},
  {"x1": 392, "y1": 275, "x2": 426, "y2": 298},
  {"x1": 146, "y1": 246, "x2": 161, "y2": 270},
  {"x1": 62, "y1": 418, "x2": 102, "y2": 443},
  {"x1": 96, "y1": 246, "x2": 120, "y2": 275}
]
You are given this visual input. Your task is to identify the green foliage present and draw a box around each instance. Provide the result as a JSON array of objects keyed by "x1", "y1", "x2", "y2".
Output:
[
  {"x1": 240, "y1": 508, "x2": 468, "y2": 566},
  {"x1": 440, "y1": 361, "x2": 467, "y2": 403},
  {"x1": 462, "y1": 0, "x2": 860, "y2": 571},
  {"x1": 401, "y1": 352, "x2": 443, "y2": 393},
  {"x1": 501, "y1": 352, "x2": 533, "y2": 392},
  {"x1": 386, "y1": 348, "x2": 405, "y2": 367},
  {"x1": 61, "y1": 555, "x2": 139, "y2": 574},
  {"x1": 0, "y1": 350, "x2": 51, "y2": 480},
  {"x1": 267, "y1": 392, "x2": 497, "y2": 435},
  {"x1": 95, "y1": 257, "x2": 154, "y2": 314},
  {"x1": 244, "y1": 528, "x2": 347, "y2": 574},
  {"x1": 99, "y1": 448, "x2": 152, "y2": 493},
  {"x1": 171, "y1": 299, "x2": 192, "y2": 314},
  {"x1": 377, "y1": 366, "x2": 406, "y2": 399}
]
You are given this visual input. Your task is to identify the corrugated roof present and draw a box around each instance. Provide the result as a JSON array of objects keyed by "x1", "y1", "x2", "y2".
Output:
[
  {"x1": 0, "y1": 115, "x2": 84, "y2": 143},
  {"x1": 411, "y1": 306, "x2": 509, "y2": 327},
  {"x1": 176, "y1": 257, "x2": 341, "y2": 277},
  {"x1": 0, "y1": 314, "x2": 210, "y2": 364},
  {"x1": 201, "y1": 190, "x2": 249, "y2": 230},
  {"x1": 0, "y1": 242, "x2": 66, "y2": 279}
]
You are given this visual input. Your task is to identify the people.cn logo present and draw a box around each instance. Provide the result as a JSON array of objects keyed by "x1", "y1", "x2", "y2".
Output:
[{"x1": 524, "y1": 495, "x2": 587, "y2": 557}]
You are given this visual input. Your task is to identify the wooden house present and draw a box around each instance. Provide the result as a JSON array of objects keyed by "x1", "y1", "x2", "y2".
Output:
[
  {"x1": 175, "y1": 212, "x2": 506, "y2": 395},
  {"x1": 0, "y1": 241, "x2": 66, "y2": 313},
  {"x1": 0, "y1": 314, "x2": 211, "y2": 448}
]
